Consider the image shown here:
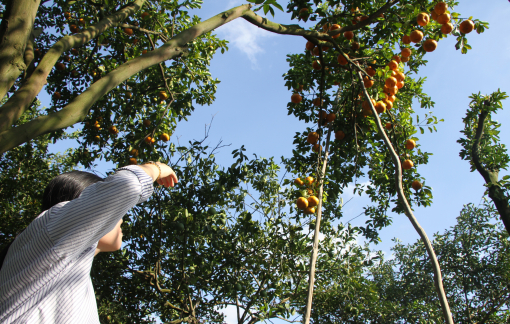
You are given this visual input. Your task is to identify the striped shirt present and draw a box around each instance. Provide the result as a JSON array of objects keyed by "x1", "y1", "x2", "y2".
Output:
[{"x1": 0, "y1": 166, "x2": 153, "y2": 323}]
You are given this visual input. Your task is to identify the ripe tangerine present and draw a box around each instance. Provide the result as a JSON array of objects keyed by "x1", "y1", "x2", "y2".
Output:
[
  {"x1": 410, "y1": 30, "x2": 424, "y2": 43},
  {"x1": 402, "y1": 159, "x2": 414, "y2": 170},
  {"x1": 291, "y1": 93, "x2": 303, "y2": 104},
  {"x1": 406, "y1": 139, "x2": 416, "y2": 150},
  {"x1": 335, "y1": 130, "x2": 345, "y2": 140},
  {"x1": 337, "y1": 53, "x2": 348, "y2": 65},
  {"x1": 307, "y1": 132, "x2": 319, "y2": 144},
  {"x1": 411, "y1": 180, "x2": 423, "y2": 190},
  {"x1": 307, "y1": 196, "x2": 319, "y2": 207},
  {"x1": 417, "y1": 12, "x2": 430, "y2": 26},
  {"x1": 459, "y1": 20, "x2": 475, "y2": 34},
  {"x1": 297, "y1": 197, "x2": 308, "y2": 209},
  {"x1": 423, "y1": 39, "x2": 437, "y2": 52}
]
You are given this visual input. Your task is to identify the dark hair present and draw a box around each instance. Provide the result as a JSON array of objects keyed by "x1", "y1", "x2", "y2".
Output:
[{"x1": 1, "y1": 171, "x2": 103, "y2": 270}]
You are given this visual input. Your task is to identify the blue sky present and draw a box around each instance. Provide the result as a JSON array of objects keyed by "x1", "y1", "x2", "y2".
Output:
[{"x1": 44, "y1": 0, "x2": 510, "y2": 322}]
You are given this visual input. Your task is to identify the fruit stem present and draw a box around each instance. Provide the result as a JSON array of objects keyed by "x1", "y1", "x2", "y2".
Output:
[{"x1": 357, "y1": 71, "x2": 454, "y2": 324}]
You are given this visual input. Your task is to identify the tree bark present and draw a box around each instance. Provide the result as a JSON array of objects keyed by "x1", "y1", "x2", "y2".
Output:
[
  {"x1": 471, "y1": 109, "x2": 510, "y2": 236},
  {"x1": 0, "y1": 4, "x2": 253, "y2": 155},
  {"x1": 0, "y1": 0, "x2": 147, "y2": 133},
  {"x1": 357, "y1": 71, "x2": 454, "y2": 324},
  {"x1": 0, "y1": 0, "x2": 41, "y2": 102}
]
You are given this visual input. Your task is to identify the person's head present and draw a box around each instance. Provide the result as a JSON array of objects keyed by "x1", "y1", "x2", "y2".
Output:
[
  {"x1": 42, "y1": 170, "x2": 124, "y2": 254},
  {"x1": 42, "y1": 170, "x2": 104, "y2": 211}
]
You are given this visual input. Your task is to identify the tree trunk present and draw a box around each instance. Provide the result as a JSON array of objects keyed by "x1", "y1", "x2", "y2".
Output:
[{"x1": 0, "y1": 0, "x2": 41, "y2": 101}]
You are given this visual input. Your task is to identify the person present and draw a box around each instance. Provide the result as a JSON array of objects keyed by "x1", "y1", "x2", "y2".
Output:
[{"x1": 0, "y1": 162, "x2": 178, "y2": 323}]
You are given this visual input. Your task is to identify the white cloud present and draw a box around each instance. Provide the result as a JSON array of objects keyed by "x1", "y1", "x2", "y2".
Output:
[{"x1": 215, "y1": 9, "x2": 275, "y2": 68}]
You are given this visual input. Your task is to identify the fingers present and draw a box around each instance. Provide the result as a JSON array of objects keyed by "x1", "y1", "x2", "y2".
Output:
[{"x1": 157, "y1": 174, "x2": 177, "y2": 188}]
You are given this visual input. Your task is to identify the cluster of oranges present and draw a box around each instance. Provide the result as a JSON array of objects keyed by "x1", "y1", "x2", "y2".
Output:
[{"x1": 294, "y1": 176, "x2": 319, "y2": 214}]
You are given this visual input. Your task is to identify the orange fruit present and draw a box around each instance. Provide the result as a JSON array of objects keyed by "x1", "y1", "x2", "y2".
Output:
[
  {"x1": 363, "y1": 76, "x2": 374, "y2": 88},
  {"x1": 159, "y1": 91, "x2": 169, "y2": 100},
  {"x1": 297, "y1": 197, "x2": 308, "y2": 209},
  {"x1": 401, "y1": 56, "x2": 410, "y2": 63},
  {"x1": 304, "y1": 206, "x2": 316, "y2": 214},
  {"x1": 335, "y1": 130, "x2": 345, "y2": 140},
  {"x1": 141, "y1": 12, "x2": 150, "y2": 20},
  {"x1": 312, "y1": 46, "x2": 321, "y2": 56},
  {"x1": 396, "y1": 81, "x2": 404, "y2": 89},
  {"x1": 459, "y1": 20, "x2": 475, "y2": 34},
  {"x1": 305, "y1": 177, "x2": 315, "y2": 186},
  {"x1": 143, "y1": 119, "x2": 151, "y2": 127},
  {"x1": 337, "y1": 53, "x2": 348, "y2": 65},
  {"x1": 129, "y1": 157, "x2": 138, "y2": 165},
  {"x1": 159, "y1": 133, "x2": 170, "y2": 142},
  {"x1": 313, "y1": 98, "x2": 324, "y2": 107},
  {"x1": 411, "y1": 180, "x2": 423, "y2": 190},
  {"x1": 305, "y1": 41, "x2": 315, "y2": 51},
  {"x1": 108, "y1": 126, "x2": 118, "y2": 134},
  {"x1": 307, "y1": 132, "x2": 319, "y2": 144},
  {"x1": 423, "y1": 39, "x2": 437, "y2": 52},
  {"x1": 52, "y1": 92, "x2": 61, "y2": 100},
  {"x1": 385, "y1": 85, "x2": 398, "y2": 95},
  {"x1": 79, "y1": 18, "x2": 86, "y2": 25},
  {"x1": 410, "y1": 30, "x2": 424, "y2": 43},
  {"x1": 362, "y1": 98, "x2": 376, "y2": 112},
  {"x1": 144, "y1": 136, "x2": 153, "y2": 144},
  {"x1": 392, "y1": 55, "x2": 401, "y2": 64},
  {"x1": 388, "y1": 60, "x2": 398, "y2": 71},
  {"x1": 56, "y1": 62, "x2": 65, "y2": 71},
  {"x1": 294, "y1": 178, "x2": 304, "y2": 186},
  {"x1": 124, "y1": 28, "x2": 134, "y2": 36},
  {"x1": 343, "y1": 31, "x2": 354, "y2": 40},
  {"x1": 326, "y1": 113, "x2": 336, "y2": 123},
  {"x1": 366, "y1": 66, "x2": 376, "y2": 77},
  {"x1": 133, "y1": 38, "x2": 139, "y2": 45},
  {"x1": 436, "y1": 13, "x2": 450, "y2": 25},
  {"x1": 312, "y1": 60, "x2": 322, "y2": 70},
  {"x1": 375, "y1": 101, "x2": 386, "y2": 114},
  {"x1": 312, "y1": 144, "x2": 322, "y2": 153},
  {"x1": 130, "y1": 148, "x2": 139, "y2": 157},
  {"x1": 441, "y1": 22, "x2": 454, "y2": 34},
  {"x1": 431, "y1": 10, "x2": 439, "y2": 22},
  {"x1": 417, "y1": 12, "x2": 430, "y2": 26},
  {"x1": 294, "y1": 84, "x2": 304, "y2": 92},
  {"x1": 142, "y1": 50, "x2": 148, "y2": 55},
  {"x1": 69, "y1": 24, "x2": 80, "y2": 33},
  {"x1": 385, "y1": 122, "x2": 392, "y2": 130},
  {"x1": 299, "y1": 8, "x2": 309, "y2": 18},
  {"x1": 406, "y1": 139, "x2": 416, "y2": 150},
  {"x1": 401, "y1": 48, "x2": 412, "y2": 58},
  {"x1": 291, "y1": 93, "x2": 302, "y2": 104},
  {"x1": 402, "y1": 35, "x2": 411, "y2": 44},
  {"x1": 307, "y1": 196, "x2": 319, "y2": 207},
  {"x1": 395, "y1": 71, "x2": 405, "y2": 82},
  {"x1": 385, "y1": 94, "x2": 396, "y2": 102},
  {"x1": 64, "y1": 12, "x2": 71, "y2": 19},
  {"x1": 402, "y1": 159, "x2": 414, "y2": 170},
  {"x1": 329, "y1": 24, "x2": 341, "y2": 38},
  {"x1": 382, "y1": 98, "x2": 393, "y2": 110},
  {"x1": 385, "y1": 77, "x2": 397, "y2": 88},
  {"x1": 351, "y1": 41, "x2": 360, "y2": 51},
  {"x1": 434, "y1": 2, "x2": 448, "y2": 15}
]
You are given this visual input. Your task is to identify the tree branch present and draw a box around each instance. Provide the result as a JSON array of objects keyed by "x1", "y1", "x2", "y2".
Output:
[
  {"x1": 357, "y1": 71, "x2": 454, "y2": 324},
  {"x1": 0, "y1": 0, "x2": 147, "y2": 133},
  {"x1": 0, "y1": 4, "x2": 253, "y2": 155}
]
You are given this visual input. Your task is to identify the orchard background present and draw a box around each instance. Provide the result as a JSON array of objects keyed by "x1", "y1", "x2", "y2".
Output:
[{"x1": 1, "y1": 0, "x2": 510, "y2": 323}]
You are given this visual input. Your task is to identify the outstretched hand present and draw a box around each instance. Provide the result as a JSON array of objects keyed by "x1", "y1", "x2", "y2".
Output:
[{"x1": 156, "y1": 163, "x2": 178, "y2": 188}]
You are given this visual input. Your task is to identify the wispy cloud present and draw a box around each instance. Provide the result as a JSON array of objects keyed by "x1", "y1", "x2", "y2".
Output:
[{"x1": 215, "y1": 2, "x2": 275, "y2": 68}]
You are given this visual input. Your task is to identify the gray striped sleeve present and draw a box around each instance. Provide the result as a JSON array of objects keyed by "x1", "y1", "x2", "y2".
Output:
[{"x1": 46, "y1": 165, "x2": 153, "y2": 259}]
